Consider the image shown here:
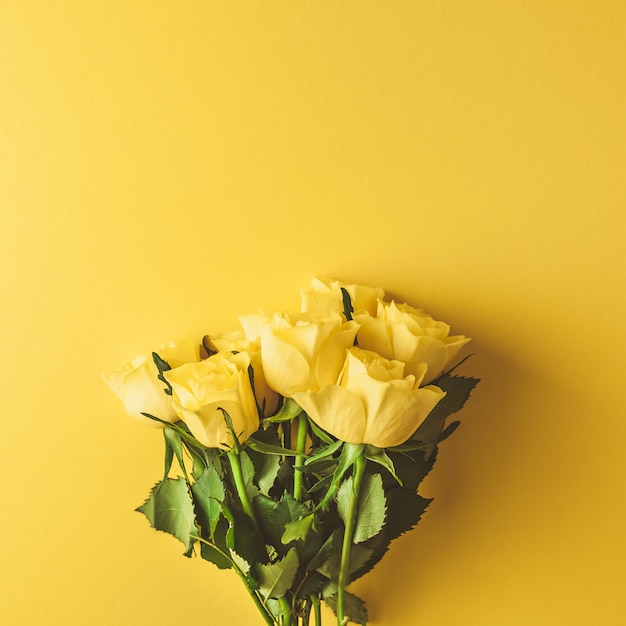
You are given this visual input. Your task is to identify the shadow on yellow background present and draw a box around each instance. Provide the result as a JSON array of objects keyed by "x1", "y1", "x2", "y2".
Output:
[{"x1": 1, "y1": 2, "x2": 625, "y2": 625}]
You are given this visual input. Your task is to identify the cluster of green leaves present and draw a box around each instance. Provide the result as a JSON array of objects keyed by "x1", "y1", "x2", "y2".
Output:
[{"x1": 136, "y1": 363, "x2": 478, "y2": 626}]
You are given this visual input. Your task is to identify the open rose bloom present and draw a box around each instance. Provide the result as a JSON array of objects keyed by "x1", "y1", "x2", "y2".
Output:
[
  {"x1": 292, "y1": 347, "x2": 445, "y2": 448},
  {"x1": 164, "y1": 351, "x2": 260, "y2": 449},
  {"x1": 104, "y1": 277, "x2": 477, "y2": 626},
  {"x1": 103, "y1": 337, "x2": 200, "y2": 426}
]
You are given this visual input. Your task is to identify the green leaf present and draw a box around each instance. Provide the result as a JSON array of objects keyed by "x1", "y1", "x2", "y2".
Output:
[
  {"x1": 297, "y1": 570, "x2": 329, "y2": 599},
  {"x1": 197, "y1": 516, "x2": 232, "y2": 570},
  {"x1": 317, "y1": 530, "x2": 373, "y2": 583},
  {"x1": 354, "y1": 473, "x2": 386, "y2": 544},
  {"x1": 305, "y1": 439, "x2": 343, "y2": 466},
  {"x1": 254, "y1": 492, "x2": 309, "y2": 554},
  {"x1": 246, "y1": 437, "x2": 305, "y2": 457},
  {"x1": 325, "y1": 591, "x2": 368, "y2": 625},
  {"x1": 251, "y1": 450, "x2": 282, "y2": 496},
  {"x1": 189, "y1": 447, "x2": 209, "y2": 481},
  {"x1": 136, "y1": 478, "x2": 196, "y2": 551},
  {"x1": 199, "y1": 541, "x2": 232, "y2": 570},
  {"x1": 141, "y1": 413, "x2": 207, "y2": 451},
  {"x1": 306, "y1": 530, "x2": 335, "y2": 572},
  {"x1": 256, "y1": 548, "x2": 300, "y2": 599},
  {"x1": 223, "y1": 504, "x2": 267, "y2": 570},
  {"x1": 384, "y1": 447, "x2": 438, "y2": 492},
  {"x1": 274, "y1": 457, "x2": 295, "y2": 494},
  {"x1": 340, "y1": 287, "x2": 354, "y2": 322},
  {"x1": 384, "y1": 489, "x2": 431, "y2": 542},
  {"x1": 295, "y1": 457, "x2": 337, "y2": 475},
  {"x1": 315, "y1": 443, "x2": 364, "y2": 511},
  {"x1": 336, "y1": 479, "x2": 353, "y2": 530},
  {"x1": 163, "y1": 427, "x2": 190, "y2": 481},
  {"x1": 336, "y1": 473, "x2": 386, "y2": 544},
  {"x1": 281, "y1": 513, "x2": 315, "y2": 543},
  {"x1": 412, "y1": 374, "x2": 479, "y2": 445},
  {"x1": 433, "y1": 374, "x2": 479, "y2": 416},
  {"x1": 364, "y1": 446, "x2": 402, "y2": 486},
  {"x1": 307, "y1": 415, "x2": 335, "y2": 445},
  {"x1": 307, "y1": 472, "x2": 334, "y2": 494},
  {"x1": 264, "y1": 397, "x2": 303, "y2": 423},
  {"x1": 191, "y1": 465, "x2": 225, "y2": 539}
]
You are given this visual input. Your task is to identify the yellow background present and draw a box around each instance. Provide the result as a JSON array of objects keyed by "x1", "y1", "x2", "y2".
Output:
[{"x1": 2, "y1": 2, "x2": 625, "y2": 624}]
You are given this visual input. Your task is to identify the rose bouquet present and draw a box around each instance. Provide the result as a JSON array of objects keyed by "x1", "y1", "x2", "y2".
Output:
[{"x1": 104, "y1": 277, "x2": 478, "y2": 626}]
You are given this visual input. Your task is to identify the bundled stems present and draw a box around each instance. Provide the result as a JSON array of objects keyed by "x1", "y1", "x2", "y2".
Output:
[
  {"x1": 227, "y1": 448, "x2": 258, "y2": 526},
  {"x1": 336, "y1": 450, "x2": 366, "y2": 626},
  {"x1": 229, "y1": 417, "x2": 309, "y2": 626},
  {"x1": 279, "y1": 597, "x2": 293, "y2": 626},
  {"x1": 312, "y1": 596, "x2": 322, "y2": 626},
  {"x1": 227, "y1": 447, "x2": 282, "y2": 625}
]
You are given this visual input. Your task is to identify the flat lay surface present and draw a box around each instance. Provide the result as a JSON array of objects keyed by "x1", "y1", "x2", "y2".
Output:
[{"x1": 1, "y1": 2, "x2": 625, "y2": 624}]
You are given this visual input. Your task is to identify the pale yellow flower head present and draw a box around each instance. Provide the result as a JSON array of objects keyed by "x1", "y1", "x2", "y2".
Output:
[
  {"x1": 103, "y1": 338, "x2": 199, "y2": 426},
  {"x1": 204, "y1": 328, "x2": 280, "y2": 417},
  {"x1": 292, "y1": 347, "x2": 445, "y2": 448},
  {"x1": 240, "y1": 310, "x2": 359, "y2": 397},
  {"x1": 301, "y1": 276, "x2": 384, "y2": 318},
  {"x1": 164, "y1": 351, "x2": 259, "y2": 449},
  {"x1": 354, "y1": 301, "x2": 470, "y2": 384}
]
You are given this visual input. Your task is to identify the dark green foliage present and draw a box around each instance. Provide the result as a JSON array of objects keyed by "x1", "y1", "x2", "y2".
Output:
[
  {"x1": 133, "y1": 373, "x2": 478, "y2": 625},
  {"x1": 340, "y1": 287, "x2": 355, "y2": 321},
  {"x1": 256, "y1": 548, "x2": 300, "y2": 599},
  {"x1": 254, "y1": 492, "x2": 310, "y2": 556}
]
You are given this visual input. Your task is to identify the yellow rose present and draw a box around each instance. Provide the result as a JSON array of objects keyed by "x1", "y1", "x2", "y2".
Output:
[
  {"x1": 164, "y1": 351, "x2": 259, "y2": 449},
  {"x1": 240, "y1": 311, "x2": 359, "y2": 397},
  {"x1": 354, "y1": 301, "x2": 470, "y2": 383},
  {"x1": 301, "y1": 276, "x2": 384, "y2": 317},
  {"x1": 103, "y1": 338, "x2": 199, "y2": 426},
  {"x1": 292, "y1": 348, "x2": 445, "y2": 448},
  {"x1": 237, "y1": 312, "x2": 271, "y2": 342},
  {"x1": 203, "y1": 329, "x2": 280, "y2": 417}
]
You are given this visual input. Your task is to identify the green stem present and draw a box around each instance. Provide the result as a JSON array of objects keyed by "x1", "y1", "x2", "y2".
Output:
[
  {"x1": 336, "y1": 452, "x2": 366, "y2": 626},
  {"x1": 302, "y1": 598, "x2": 312, "y2": 626},
  {"x1": 312, "y1": 596, "x2": 322, "y2": 626},
  {"x1": 293, "y1": 412, "x2": 308, "y2": 501},
  {"x1": 279, "y1": 596, "x2": 293, "y2": 626},
  {"x1": 242, "y1": 575, "x2": 277, "y2": 626},
  {"x1": 193, "y1": 535, "x2": 275, "y2": 626},
  {"x1": 227, "y1": 448, "x2": 259, "y2": 528},
  {"x1": 239, "y1": 576, "x2": 276, "y2": 625},
  {"x1": 223, "y1": 409, "x2": 262, "y2": 531}
]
